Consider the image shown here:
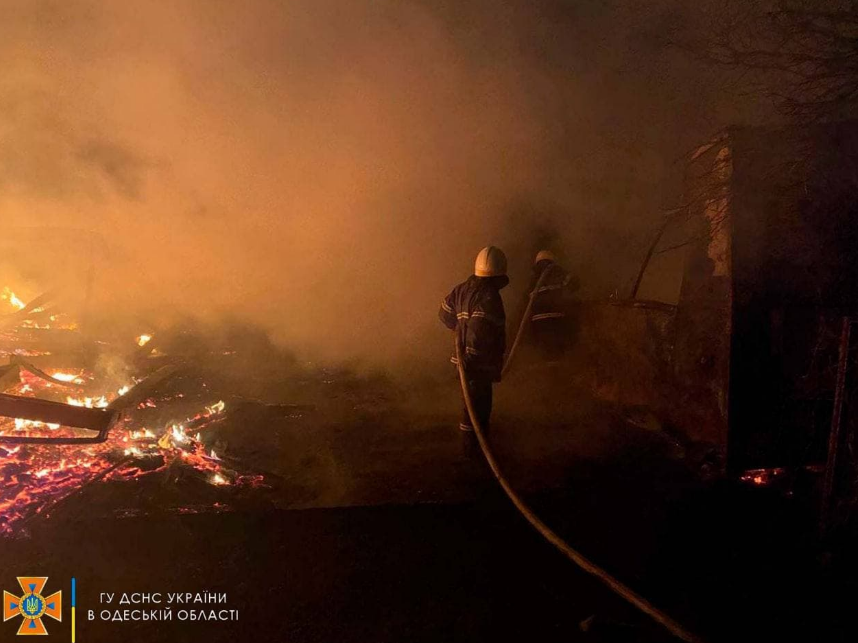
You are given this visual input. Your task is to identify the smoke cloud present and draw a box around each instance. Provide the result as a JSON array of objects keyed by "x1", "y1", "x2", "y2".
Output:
[{"x1": 0, "y1": 0, "x2": 762, "y2": 367}]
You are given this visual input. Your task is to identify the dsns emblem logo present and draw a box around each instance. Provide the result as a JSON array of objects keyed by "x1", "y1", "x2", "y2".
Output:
[{"x1": 3, "y1": 577, "x2": 62, "y2": 635}]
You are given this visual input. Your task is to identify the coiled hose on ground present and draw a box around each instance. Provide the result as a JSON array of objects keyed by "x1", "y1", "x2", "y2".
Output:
[{"x1": 456, "y1": 271, "x2": 705, "y2": 643}]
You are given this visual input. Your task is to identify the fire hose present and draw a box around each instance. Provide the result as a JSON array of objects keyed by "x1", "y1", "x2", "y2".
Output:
[
  {"x1": 455, "y1": 277, "x2": 705, "y2": 643},
  {"x1": 501, "y1": 263, "x2": 556, "y2": 378}
]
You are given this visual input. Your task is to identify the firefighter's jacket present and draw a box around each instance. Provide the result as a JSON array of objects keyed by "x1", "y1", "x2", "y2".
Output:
[
  {"x1": 439, "y1": 275, "x2": 507, "y2": 381},
  {"x1": 526, "y1": 260, "x2": 579, "y2": 322}
]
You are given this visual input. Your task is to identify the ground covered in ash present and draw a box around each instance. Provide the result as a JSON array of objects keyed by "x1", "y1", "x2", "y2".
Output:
[{"x1": 2, "y1": 329, "x2": 855, "y2": 643}]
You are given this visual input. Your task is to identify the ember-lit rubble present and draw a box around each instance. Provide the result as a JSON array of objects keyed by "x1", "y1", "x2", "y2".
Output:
[{"x1": 0, "y1": 287, "x2": 266, "y2": 535}]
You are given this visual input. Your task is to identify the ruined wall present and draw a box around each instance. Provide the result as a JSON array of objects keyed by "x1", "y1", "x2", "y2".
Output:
[
  {"x1": 671, "y1": 136, "x2": 734, "y2": 452},
  {"x1": 558, "y1": 121, "x2": 858, "y2": 471}
]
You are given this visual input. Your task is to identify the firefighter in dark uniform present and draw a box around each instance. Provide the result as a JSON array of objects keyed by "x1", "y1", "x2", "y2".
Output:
[
  {"x1": 439, "y1": 246, "x2": 508, "y2": 456},
  {"x1": 526, "y1": 250, "x2": 579, "y2": 361}
]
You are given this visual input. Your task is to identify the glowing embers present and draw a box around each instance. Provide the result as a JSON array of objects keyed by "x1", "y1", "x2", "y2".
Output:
[
  {"x1": 0, "y1": 368, "x2": 132, "y2": 441},
  {"x1": 740, "y1": 468, "x2": 787, "y2": 486},
  {"x1": 116, "y1": 398, "x2": 264, "y2": 490},
  {"x1": 0, "y1": 286, "x2": 266, "y2": 534},
  {"x1": 0, "y1": 286, "x2": 77, "y2": 331},
  {"x1": 19, "y1": 314, "x2": 78, "y2": 331},
  {"x1": 60, "y1": 378, "x2": 133, "y2": 410},
  {"x1": 0, "y1": 441, "x2": 119, "y2": 534},
  {"x1": 148, "y1": 400, "x2": 235, "y2": 480},
  {"x1": 0, "y1": 393, "x2": 264, "y2": 535},
  {"x1": 738, "y1": 464, "x2": 825, "y2": 490}
]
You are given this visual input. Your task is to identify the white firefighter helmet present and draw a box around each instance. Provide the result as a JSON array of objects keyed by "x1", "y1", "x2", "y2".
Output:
[
  {"x1": 474, "y1": 246, "x2": 507, "y2": 277},
  {"x1": 534, "y1": 249, "x2": 557, "y2": 265}
]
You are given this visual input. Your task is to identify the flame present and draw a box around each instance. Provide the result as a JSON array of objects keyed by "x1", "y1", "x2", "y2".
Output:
[
  {"x1": 0, "y1": 287, "x2": 82, "y2": 330},
  {"x1": 157, "y1": 432, "x2": 172, "y2": 450},
  {"x1": 14, "y1": 418, "x2": 60, "y2": 431},
  {"x1": 211, "y1": 473, "x2": 227, "y2": 486},
  {"x1": 50, "y1": 372, "x2": 85, "y2": 384},
  {"x1": 66, "y1": 395, "x2": 109, "y2": 409},
  {"x1": 1, "y1": 287, "x2": 26, "y2": 311},
  {"x1": 117, "y1": 384, "x2": 131, "y2": 397},
  {"x1": 171, "y1": 424, "x2": 188, "y2": 444},
  {"x1": 136, "y1": 334, "x2": 152, "y2": 347},
  {"x1": 206, "y1": 400, "x2": 226, "y2": 415}
]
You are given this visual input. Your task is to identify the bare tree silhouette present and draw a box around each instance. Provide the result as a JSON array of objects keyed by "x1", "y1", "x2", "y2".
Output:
[{"x1": 676, "y1": 0, "x2": 858, "y2": 123}]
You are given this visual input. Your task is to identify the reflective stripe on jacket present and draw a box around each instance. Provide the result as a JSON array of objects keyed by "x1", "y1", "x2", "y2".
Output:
[
  {"x1": 439, "y1": 275, "x2": 506, "y2": 381},
  {"x1": 527, "y1": 260, "x2": 578, "y2": 323}
]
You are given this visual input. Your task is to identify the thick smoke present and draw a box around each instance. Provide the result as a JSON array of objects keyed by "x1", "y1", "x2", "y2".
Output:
[{"x1": 0, "y1": 0, "x2": 760, "y2": 367}]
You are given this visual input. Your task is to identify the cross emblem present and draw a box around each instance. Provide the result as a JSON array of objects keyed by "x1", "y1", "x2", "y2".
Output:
[{"x1": 4, "y1": 577, "x2": 62, "y2": 635}]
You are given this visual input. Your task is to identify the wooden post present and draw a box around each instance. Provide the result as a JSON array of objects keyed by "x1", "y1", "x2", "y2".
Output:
[{"x1": 820, "y1": 316, "x2": 852, "y2": 535}]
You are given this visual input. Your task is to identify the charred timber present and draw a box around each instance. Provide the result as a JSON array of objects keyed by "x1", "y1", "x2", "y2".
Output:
[{"x1": 0, "y1": 393, "x2": 115, "y2": 432}]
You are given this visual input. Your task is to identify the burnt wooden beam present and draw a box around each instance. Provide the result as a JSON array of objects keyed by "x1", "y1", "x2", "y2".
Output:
[
  {"x1": 0, "y1": 364, "x2": 20, "y2": 392},
  {"x1": 107, "y1": 364, "x2": 179, "y2": 412},
  {"x1": 9, "y1": 356, "x2": 81, "y2": 388},
  {"x1": 0, "y1": 393, "x2": 114, "y2": 431},
  {"x1": 0, "y1": 363, "x2": 179, "y2": 444}
]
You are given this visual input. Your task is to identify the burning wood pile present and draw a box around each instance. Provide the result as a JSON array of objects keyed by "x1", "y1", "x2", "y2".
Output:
[{"x1": 0, "y1": 287, "x2": 266, "y2": 536}]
